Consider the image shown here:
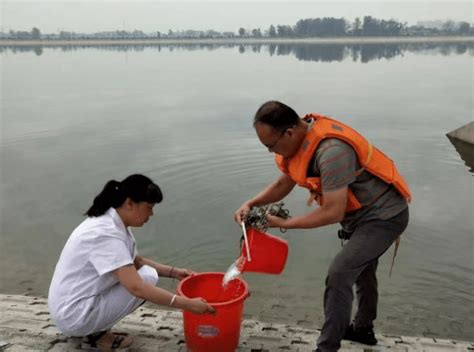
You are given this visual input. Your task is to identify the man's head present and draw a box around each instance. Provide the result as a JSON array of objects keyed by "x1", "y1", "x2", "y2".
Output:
[{"x1": 253, "y1": 101, "x2": 306, "y2": 158}]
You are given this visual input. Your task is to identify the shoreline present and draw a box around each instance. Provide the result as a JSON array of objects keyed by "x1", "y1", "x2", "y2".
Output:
[
  {"x1": 0, "y1": 294, "x2": 473, "y2": 351},
  {"x1": 1, "y1": 36, "x2": 473, "y2": 46}
]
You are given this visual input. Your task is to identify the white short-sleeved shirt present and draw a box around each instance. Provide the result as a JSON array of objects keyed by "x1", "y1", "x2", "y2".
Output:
[{"x1": 48, "y1": 208, "x2": 138, "y2": 330}]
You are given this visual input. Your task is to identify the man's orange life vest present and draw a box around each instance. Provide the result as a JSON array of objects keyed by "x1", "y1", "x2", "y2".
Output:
[{"x1": 275, "y1": 113, "x2": 412, "y2": 213}]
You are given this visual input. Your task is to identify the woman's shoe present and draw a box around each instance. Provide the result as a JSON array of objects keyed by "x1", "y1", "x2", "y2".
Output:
[{"x1": 81, "y1": 330, "x2": 133, "y2": 351}]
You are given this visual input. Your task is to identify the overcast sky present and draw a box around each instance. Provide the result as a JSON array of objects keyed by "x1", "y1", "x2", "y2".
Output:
[{"x1": 1, "y1": 0, "x2": 472, "y2": 33}]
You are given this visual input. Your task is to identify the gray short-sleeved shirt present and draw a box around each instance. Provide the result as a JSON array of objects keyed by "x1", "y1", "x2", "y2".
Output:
[{"x1": 307, "y1": 137, "x2": 408, "y2": 231}]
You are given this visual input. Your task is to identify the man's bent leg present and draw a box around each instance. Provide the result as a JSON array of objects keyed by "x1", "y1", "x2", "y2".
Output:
[
  {"x1": 352, "y1": 208, "x2": 408, "y2": 330},
  {"x1": 354, "y1": 259, "x2": 378, "y2": 328},
  {"x1": 316, "y1": 259, "x2": 362, "y2": 352}
]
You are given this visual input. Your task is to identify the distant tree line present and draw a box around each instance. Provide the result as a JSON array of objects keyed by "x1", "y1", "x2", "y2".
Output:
[
  {"x1": 3, "y1": 27, "x2": 42, "y2": 40},
  {"x1": 1, "y1": 17, "x2": 473, "y2": 40},
  {"x1": 258, "y1": 17, "x2": 472, "y2": 37}
]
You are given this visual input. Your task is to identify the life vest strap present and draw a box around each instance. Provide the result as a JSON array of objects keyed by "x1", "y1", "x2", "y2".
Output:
[
  {"x1": 389, "y1": 236, "x2": 401, "y2": 278},
  {"x1": 355, "y1": 167, "x2": 365, "y2": 177},
  {"x1": 366, "y1": 143, "x2": 373, "y2": 165},
  {"x1": 307, "y1": 191, "x2": 318, "y2": 207}
]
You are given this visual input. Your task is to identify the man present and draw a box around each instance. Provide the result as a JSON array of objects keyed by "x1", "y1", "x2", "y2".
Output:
[{"x1": 234, "y1": 101, "x2": 410, "y2": 352}]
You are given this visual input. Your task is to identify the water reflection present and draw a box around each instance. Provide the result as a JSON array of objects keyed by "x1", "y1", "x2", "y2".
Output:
[
  {"x1": 447, "y1": 136, "x2": 474, "y2": 174},
  {"x1": 1, "y1": 42, "x2": 472, "y2": 62}
]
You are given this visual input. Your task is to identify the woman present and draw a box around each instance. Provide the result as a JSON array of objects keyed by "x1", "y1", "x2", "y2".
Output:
[{"x1": 48, "y1": 174, "x2": 214, "y2": 351}]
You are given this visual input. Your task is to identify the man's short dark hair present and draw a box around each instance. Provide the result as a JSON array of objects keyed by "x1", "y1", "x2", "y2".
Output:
[{"x1": 253, "y1": 101, "x2": 300, "y2": 132}]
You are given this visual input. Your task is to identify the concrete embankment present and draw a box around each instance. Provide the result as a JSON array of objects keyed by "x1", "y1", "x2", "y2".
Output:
[
  {"x1": 446, "y1": 122, "x2": 474, "y2": 171},
  {"x1": 447, "y1": 122, "x2": 474, "y2": 145},
  {"x1": 0, "y1": 294, "x2": 472, "y2": 351}
]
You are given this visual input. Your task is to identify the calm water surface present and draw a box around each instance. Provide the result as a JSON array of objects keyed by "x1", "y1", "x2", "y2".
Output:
[{"x1": 0, "y1": 42, "x2": 473, "y2": 341}]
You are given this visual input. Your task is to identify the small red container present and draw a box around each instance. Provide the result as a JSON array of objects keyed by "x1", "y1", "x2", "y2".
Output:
[
  {"x1": 240, "y1": 227, "x2": 289, "y2": 274},
  {"x1": 177, "y1": 272, "x2": 249, "y2": 352}
]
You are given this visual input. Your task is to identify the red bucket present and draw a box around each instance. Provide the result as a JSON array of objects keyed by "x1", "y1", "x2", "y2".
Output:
[
  {"x1": 239, "y1": 227, "x2": 289, "y2": 274},
  {"x1": 177, "y1": 272, "x2": 249, "y2": 352}
]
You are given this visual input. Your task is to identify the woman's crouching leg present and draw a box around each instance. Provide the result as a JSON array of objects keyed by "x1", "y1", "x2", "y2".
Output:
[{"x1": 88, "y1": 265, "x2": 159, "y2": 334}]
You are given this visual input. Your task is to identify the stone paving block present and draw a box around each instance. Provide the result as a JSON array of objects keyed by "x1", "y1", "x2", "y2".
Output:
[
  {"x1": 243, "y1": 321, "x2": 258, "y2": 329},
  {"x1": 247, "y1": 334, "x2": 287, "y2": 349},
  {"x1": 276, "y1": 346, "x2": 300, "y2": 351},
  {"x1": 39, "y1": 324, "x2": 62, "y2": 336},
  {"x1": 29, "y1": 300, "x2": 47, "y2": 306},
  {"x1": 116, "y1": 320, "x2": 154, "y2": 331},
  {"x1": 260, "y1": 324, "x2": 281, "y2": 332},
  {"x1": 3, "y1": 307, "x2": 34, "y2": 315},
  {"x1": 0, "y1": 318, "x2": 45, "y2": 331},
  {"x1": 291, "y1": 337, "x2": 313, "y2": 345},
  {"x1": 161, "y1": 314, "x2": 183, "y2": 323},
  {"x1": 380, "y1": 346, "x2": 409, "y2": 352},
  {"x1": 0, "y1": 295, "x2": 32, "y2": 305},
  {"x1": 47, "y1": 337, "x2": 81, "y2": 351},
  {"x1": 1, "y1": 345, "x2": 33, "y2": 352},
  {"x1": 30, "y1": 309, "x2": 49, "y2": 317},
  {"x1": 376, "y1": 340, "x2": 403, "y2": 349},
  {"x1": 380, "y1": 335, "x2": 403, "y2": 344},
  {"x1": 48, "y1": 342, "x2": 82, "y2": 351},
  {"x1": 420, "y1": 341, "x2": 463, "y2": 351},
  {"x1": 1, "y1": 335, "x2": 53, "y2": 351},
  {"x1": 401, "y1": 336, "x2": 426, "y2": 344},
  {"x1": 257, "y1": 314, "x2": 289, "y2": 324},
  {"x1": 238, "y1": 344, "x2": 269, "y2": 352},
  {"x1": 357, "y1": 345, "x2": 406, "y2": 351},
  {"x1": 287, "y1": 326, "x2": 317, "y2": 335},
  {"x1": 296, "y1": 319, "x2": 316, "y2": 329},
  {"x1": 131, "y1": 337, "x2": 182, "y2": 351}
]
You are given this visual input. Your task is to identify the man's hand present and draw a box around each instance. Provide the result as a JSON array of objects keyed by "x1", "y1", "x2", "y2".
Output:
[
  {"x1": 265, "y1": 214, "x2": 288, "y2": 229},
  {"x1": 265, "y1": 187, "x2": 348, "y2": 230},
  {"x1": 234, "y1": 175, "x2": 296, "y2": 224},
  {"x1": 234, "y1": 201, "x2": 252, "y2": 224}
]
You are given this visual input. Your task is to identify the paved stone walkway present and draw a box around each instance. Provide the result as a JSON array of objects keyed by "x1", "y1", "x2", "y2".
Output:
[{"x1": 0, "y1": 294, "x2": 472, "y2": 351}]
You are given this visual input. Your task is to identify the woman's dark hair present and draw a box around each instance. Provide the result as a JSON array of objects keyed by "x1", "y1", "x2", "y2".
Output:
[
  {"x1": 85, "y1": 174, "x2": 163, "y2": 217},
  {"x1": 253, "y1": 101, "x2": 300, "y2": 132}
]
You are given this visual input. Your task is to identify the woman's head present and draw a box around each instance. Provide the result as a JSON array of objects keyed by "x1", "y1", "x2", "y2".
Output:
[{"x1": 85, "y1": 174, "x2": 163, "y2": 226}]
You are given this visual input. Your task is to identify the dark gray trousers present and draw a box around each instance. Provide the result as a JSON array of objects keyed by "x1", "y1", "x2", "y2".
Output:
[{"x1": 316, "y1": 208, "x2": 409, "y2": 352}]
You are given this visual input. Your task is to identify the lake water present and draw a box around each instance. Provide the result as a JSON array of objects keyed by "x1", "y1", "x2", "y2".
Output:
[{"x1": 0, "y1": 41, "x2": 472, "y2": 341}]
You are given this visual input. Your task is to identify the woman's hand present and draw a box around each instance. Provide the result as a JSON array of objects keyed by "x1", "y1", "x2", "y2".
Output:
[
  {"x1": 171, "y1": 267, "x2": 194, "y2": 281},
  {"x1": 186, "y1": 297, "x2": 216, "y2": 314}
]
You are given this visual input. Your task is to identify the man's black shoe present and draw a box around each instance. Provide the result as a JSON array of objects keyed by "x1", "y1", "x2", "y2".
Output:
[{"x1": 343, "y1": 324, "x2": 378, "y2": 346}]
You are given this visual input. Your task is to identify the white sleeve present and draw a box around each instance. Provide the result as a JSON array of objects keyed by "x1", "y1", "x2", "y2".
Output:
[
  {"x1": 128, "y1": 229, "x2": 138, "y2": 259},
  {"x1": 89, "y1": 235, "x2": 134, "y2": 276}
]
